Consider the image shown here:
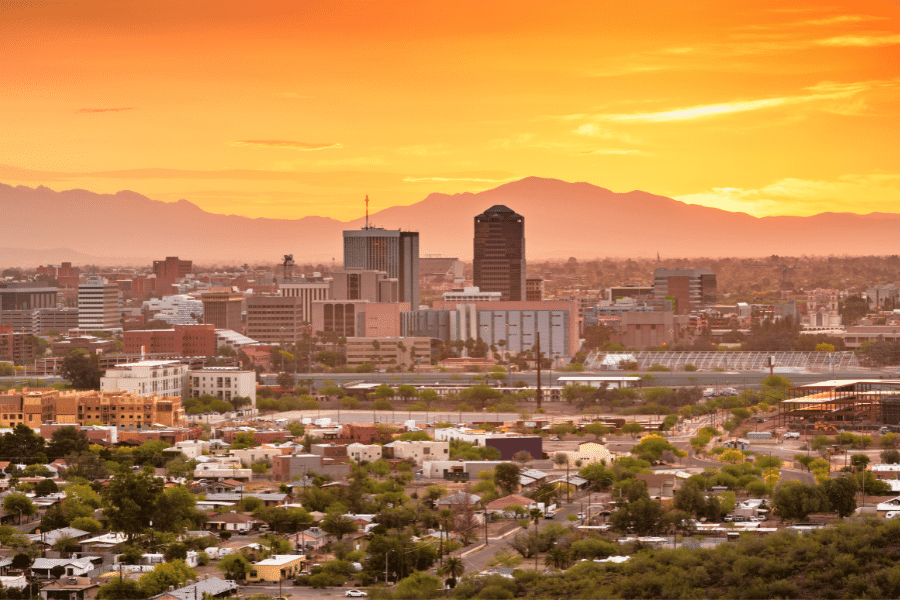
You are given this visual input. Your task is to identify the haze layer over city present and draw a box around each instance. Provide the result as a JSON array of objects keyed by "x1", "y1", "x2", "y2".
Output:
[{"x1": 2, "y1": 2, "x2": 900, "y2": 600}]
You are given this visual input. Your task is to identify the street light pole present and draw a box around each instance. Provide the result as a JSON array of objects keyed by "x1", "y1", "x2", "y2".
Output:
[{"x1": 385, "y1": 549, "x2": 395, "y2": 585}]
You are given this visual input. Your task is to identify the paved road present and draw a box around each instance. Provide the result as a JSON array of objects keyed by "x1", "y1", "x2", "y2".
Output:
[{"x1": 259, "y1": 369, "x2": 890, "y2": 389}]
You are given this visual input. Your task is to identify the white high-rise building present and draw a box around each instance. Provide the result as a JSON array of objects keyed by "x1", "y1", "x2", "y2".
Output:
[{"x1": 78, "y1": 278, "x2": 121, "y2": 331}]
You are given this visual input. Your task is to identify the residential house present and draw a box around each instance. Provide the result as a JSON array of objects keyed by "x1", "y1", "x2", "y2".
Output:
[
  {"x1": 40, "y1": 577, "x2": 101, "y2": 600},
  {"x1": 346, "y1": 443, "x2": 382, "y2": 463},
  {"x1": 636, "y1": 473, "x2": 677, "y2": 498},
  {"x1": 148, "y1": 577, "x2": 239, "y2": 600},
  {"x1": 486, "y1": 494, "x2": 538, "y2": 517},
  {"x1": 205, "y1": 513, "x2": 263, "y2": 532},
  {"x1": 247, "y1": 555, "x2": 306, "y2": 582},
  {"x1": 286, "y1": 526, "x2": 334, "y2": 553},
  {"x1": 30, "y1": 558, "x2": 100, "y2": 580}
]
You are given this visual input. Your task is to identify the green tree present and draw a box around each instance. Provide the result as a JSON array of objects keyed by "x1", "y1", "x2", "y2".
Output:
[
  {"x1": 881, "y1": 448, "x2": 900, "y2": 464},
  {"x1": 461, "y1": 384, "x2": 502, "y2": 411},
  {"x1": 97, "y1": 577, "x2": 146, "y2": 600},
  {"x1": 59, "y1": 350, "x2": 102, "y2": 390},
  {"x1": 822, "y1": 474, "x2": 859, "y2": 518},
  {"x1": 321, "y1": 512, "x2": 359, "y2": 541},
  {"x1": 217, "y1": 553, "x2": 252, "y2": 580},
  {"x1": 621, "y1": 422, "x2": 644, "y2": 438},
  {"x1": 70, "y1": 516, "x2": 102, "y2": 533},
  {"x1": 397, "y1": 385, "x2": 417, "y2": 403},
  {"x1": 771, "y1": 480, "x2": 827, "y2": 521},
  {"x1": 103, "y1": 472, "x2": 164, "y2": 541},
  {"x1": 2, "y1": 493, "x2": 36, "y2": 523},
  {"x1": 46, "y1": 426, "x2": 90, "y2": 459},
  {"x1": 34, "y1": 479, "x2": 59, "y2": 496},
  {"x1": 0, "y1": 423, "x2": 47, "y2": 462},
  {"x1": 438, "y1": 555, "x2": 465, "y2": 588},
  {"x1": 139, "y1": 560, "x2": 197, "y2": 596},
  {"x1": 494, "y1": 463, "x2": 522, "y2": 496},
  {"x1": 152, "y1": 485, "x2": 205, "y2": 532},
  {"x1": 583, "y1": 423, "x2": 609, "y2": 440}
]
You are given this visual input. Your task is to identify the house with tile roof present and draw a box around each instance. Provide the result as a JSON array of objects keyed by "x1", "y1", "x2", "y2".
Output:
[
  {"x1": 205, "y1": 512, "x2": 263, "y2": 532},
  {"x1": 485, "y1": 494, "x2": 539, "y2": 516}
]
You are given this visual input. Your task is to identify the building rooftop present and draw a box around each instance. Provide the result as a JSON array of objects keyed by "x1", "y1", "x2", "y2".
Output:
[{"x1": 253, "y1": 554, "x2": 305, "y2": 566}]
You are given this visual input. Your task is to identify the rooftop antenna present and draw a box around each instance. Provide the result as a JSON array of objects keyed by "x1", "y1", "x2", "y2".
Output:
[{"x1": 365, "y1": 195, "x2": 370, "y2": 229}]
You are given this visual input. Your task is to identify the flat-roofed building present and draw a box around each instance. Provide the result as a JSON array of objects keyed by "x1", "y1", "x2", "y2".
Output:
[
  {"x1": 344, "y1": 337, "x2": 430, "y2": 369},
  {"x1": 101, "y1": 360, "x2": 189, "y2": 399},
  {"x1": 343, "y1": 228, "x2": 419, "y2": 311},
  {"x1": 245, "y1": 295, "x2": 305, "y2": 344},
  {"x1": 278, "y1": 280, "x2": 331, "y2": 322},
  {"x1": 77, "y1": 278, "x2": 121, "y2": 330},
  {"x1": 189, "y1": 367, "x2": 256, "y2": 405},
  {"x1": 201, "y1": 292, "x2": 244, "y2": 331}
]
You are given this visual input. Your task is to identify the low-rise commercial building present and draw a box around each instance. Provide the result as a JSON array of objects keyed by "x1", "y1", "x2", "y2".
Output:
[
  {"x1": 347, "y1": 443, "x2": 382, "y2": 463},
  {"x1": 392, "y1": 440, "x2": 449, "y2": 463},
  {"x1": 272, "y1": 453, "x2": 350, "y2": 481}
]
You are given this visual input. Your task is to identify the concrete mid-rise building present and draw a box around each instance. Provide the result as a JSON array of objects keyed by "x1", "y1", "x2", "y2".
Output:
[
  {"x1": 100, "y1": 360, "x2": 190, "y2": 399},
  {"x1": 330, "y1": 269, "x2": 398, "y2": 303},
  {"x1": 423, "y1": 300, "x2": 580, "y2": 358},
  {"x1": 344, "y1": 337, "x2": 430, "y2": 369},
  {"x1": 152, "y1": 256, "x2": 192, "y2": 296},
  {"x1": 245, "y1": 296, "x2": 305, "y2": 344},
  {"x1": 442, "y1": 286, "x2": 501, "y2": 303},
  {"x1": 653, "y1": 268, "x2": 717, "y2": 315},
  {"x1": 1, "y1": 389, "x2": 184, "y2": 428},
  {"x1": 124, "y1": 324, "x2": 217, "y2": 357},
  {"x1": 525, "y1": 277, "x2": 544, "y2": 302},
  {"x1": 278, "y1": 280, "x2": 331, "y2": 323},
  {"x1": 77, "y1": 278, "x2": 121, "y2": 330},
  {"x1": 189, "y1": 366, "x2": 256, "y2": 404},
  {"x1": 0, "y1": 282, "x2": 58, "y2": 311},
  {"x1": 202, "y1": 292, "x2": 244, "y2": 332}
]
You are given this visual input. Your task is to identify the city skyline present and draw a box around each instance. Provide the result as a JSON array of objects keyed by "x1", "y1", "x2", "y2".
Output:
[{"x1": 2, "y1": 0, "x2": 898, "y2": 223}]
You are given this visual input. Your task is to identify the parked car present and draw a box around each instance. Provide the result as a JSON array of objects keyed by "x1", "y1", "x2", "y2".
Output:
[
  {"x1": 577, "y1": 513, "x2": 585, "y2": 520},
  {"x1": 550, "y1": 437, "x2": 560, "y2": 441},
  {"x1": 345, "y1": 591, "x2": 368, "y2": 597},
  {"x1": 544, "y1": 512, "x2": 554, "y2": 519}
]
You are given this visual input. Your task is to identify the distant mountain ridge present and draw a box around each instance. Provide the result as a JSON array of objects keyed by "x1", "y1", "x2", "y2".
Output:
[{"x1": 2, "y1": 177, "x2": 898, "y2": 267}]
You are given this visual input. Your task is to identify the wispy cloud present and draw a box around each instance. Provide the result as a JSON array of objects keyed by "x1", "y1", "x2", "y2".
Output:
[
  {"x1": 572, "y1": 124, "x2": 639, "y2": 144},
  {"x1": 577, "y1": 149, "x2": 644, "y2": 156},
  {"x1": 676, "y1": 173, "x2": 900, "y2": 216},
  {"x1": 75, "y1": 107, "x2": 135, "y2": 113},
  {"x1": 816, "y1": 34, "x2": 900, "y2": 47},
  {"x1": 576, "y1": 79, "x2": 895, "y2": 124},
  {"x1": 231, "y1": 140, "x2": 342, "y2": 150},
  {"x1": 402, "y1": 175, "x2": 517, "y2": 183}
]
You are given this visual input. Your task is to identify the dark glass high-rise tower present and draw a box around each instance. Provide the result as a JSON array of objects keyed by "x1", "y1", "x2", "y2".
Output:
[{"x1": 473, "y1": 205, "x2": 525, "y2": 301}]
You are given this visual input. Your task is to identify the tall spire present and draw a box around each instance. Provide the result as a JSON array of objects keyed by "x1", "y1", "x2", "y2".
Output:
[{"x1": 365, "y1": 194, "x2": 369, "y2": 229}]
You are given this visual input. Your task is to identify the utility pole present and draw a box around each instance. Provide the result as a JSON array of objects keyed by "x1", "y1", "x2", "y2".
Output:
[{"x1": 536, "y1": 332, "x2": 543, "y2": 410}]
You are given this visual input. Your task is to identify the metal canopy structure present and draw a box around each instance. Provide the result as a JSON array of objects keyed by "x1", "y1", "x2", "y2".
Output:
[
  {"x1": 585, "y1": 350, "x2": 859, "y2": 372},
  {"x1": 777, "y1": 379, "x2": 900, "y2": 429}
]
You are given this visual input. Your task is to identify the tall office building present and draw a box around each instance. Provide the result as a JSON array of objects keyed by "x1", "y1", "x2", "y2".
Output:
[
  {"x1": 473, "y1": 205, "x2": 525, "y2": 301},
  {"x1": 343, "y1": 228, "x2": 419, "y2": 310},
  {"x1": 78, "y1": 278, "x2": 121, "y2": 330},
  {"x1": 202, "y1": 292, "x2": 244, "y2": 331},
  {"x1": 653, "y1": 268, "x2": 717, "y2": 315},
  {"x1": 152, "y1": 257, "x2": 192, "y2": 296},
  {"x1": 0, "y1": 282, "x2": 58, "y2": 311}
]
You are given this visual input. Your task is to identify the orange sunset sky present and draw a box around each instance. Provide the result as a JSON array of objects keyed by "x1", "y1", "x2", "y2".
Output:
[{"x1": 2, "y1": 0, "x2": 898, "y2": 221}]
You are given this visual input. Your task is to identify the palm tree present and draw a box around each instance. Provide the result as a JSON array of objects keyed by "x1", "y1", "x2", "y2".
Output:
[
  {"x1": 438, "y1": 556, "x2": 465, "y2": 588},
  {"x1": 529, "y1": 508, "x2": 543, "y2": 570},
  {"x1": 439, "y1": 508, "x2": 453, "y2": 565},
  {"x1": 544, "y1": 547, "x2": 572, "y2": 570}
]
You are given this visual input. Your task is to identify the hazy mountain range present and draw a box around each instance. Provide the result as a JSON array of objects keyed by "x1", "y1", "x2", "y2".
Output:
[{"x1": 2, "y1": 177, "x2": 898, "y2": 267}]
